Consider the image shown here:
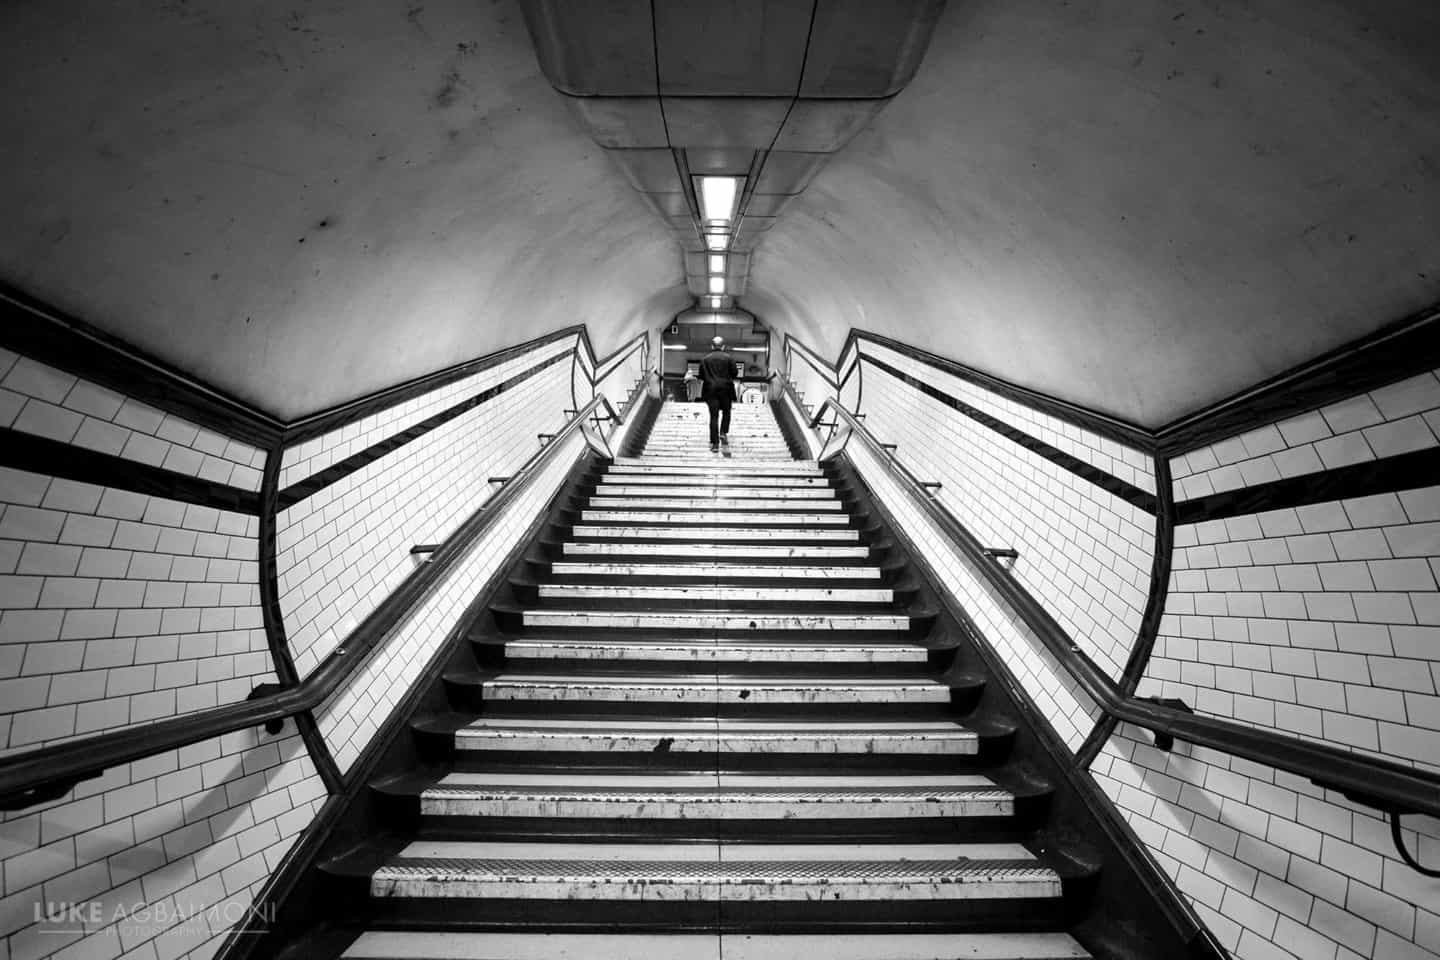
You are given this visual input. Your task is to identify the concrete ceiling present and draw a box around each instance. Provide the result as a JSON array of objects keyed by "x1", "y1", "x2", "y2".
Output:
[
  {"x1": 0, "y1": 0, "x2": 685, "y2": 420},
  {"x1": 2, "y1": 0, "x2": 1437, "y2": 427},
  {"x1": 749, "y1": 0, "x2": 1440, "y2": 427}
]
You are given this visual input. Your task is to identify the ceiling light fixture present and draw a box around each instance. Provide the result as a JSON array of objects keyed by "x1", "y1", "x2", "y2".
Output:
[
  {"x1": 708, "y1": 254, "x2": 725, "y2": 275},
  {"x1": 696, "y1": 176, "x2": 742, "y2": 225},
  {"x1": 704, "y1": 233, "x2": 729, "y2": 251},
  {"x1": 708, "y1": 277, "x2": 725, "y2": 295}
]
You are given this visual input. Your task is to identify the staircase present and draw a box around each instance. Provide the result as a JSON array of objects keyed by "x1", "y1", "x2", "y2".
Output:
[{"x1": 279, "y1": 398, "x2": 1194, "y2": 959}]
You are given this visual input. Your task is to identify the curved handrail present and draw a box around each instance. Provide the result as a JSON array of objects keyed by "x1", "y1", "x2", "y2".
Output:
[
  {"x1": 0, "y1": 394, "x2": 618, "y2": 810},
  {"x1": 797, "y1": 388, "x2": 1440, "y2": 820}
]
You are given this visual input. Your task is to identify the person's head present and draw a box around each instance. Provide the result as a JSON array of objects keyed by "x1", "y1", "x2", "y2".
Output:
[{"x1": 711, "y1": 336, "x2": 725, "y2": 351}]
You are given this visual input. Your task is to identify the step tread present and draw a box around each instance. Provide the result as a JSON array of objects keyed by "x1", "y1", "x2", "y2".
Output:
[
  {"x1": 340, "y1": 931, "x2": 1093, "y2": 959},
  {"x1": 369, "y1": 840, "x2": 1062, "y2": 900},
  {"x1": 578, "y1": 511, "x2": 854, "y2": 524},
  {"x1": 547, "y1": 562, "x2": 883, "y2": 578},
  {"x1": 561, "y1": 543, "x2": 872, "y2": 557},
  {"x1": 453, "y1": 717, "x2": 981, "y2": 754},
  {"x1": 484, "y1": 673, "x2": 949, "y2": 687},
  {"x1": 534, "y1": 584, "x2": 894, "y2": 601},
  {"x1": 500, "y1": 639, "x2": 927, "y2": 662},
  {"x1": 518, "y1": 610, "x2": 916, "y2": 630},
  {"x1": 568, "y1": 526, "x2": 862, "y2": 541}
]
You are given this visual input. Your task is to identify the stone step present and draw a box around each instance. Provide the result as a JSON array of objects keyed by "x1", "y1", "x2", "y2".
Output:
[
  {"x1": 569, "y1": 525, "x2": 862, "y2": 542},
  {"x1": 596, "y1": 475, "x2": 831, "y2": 488},
  {"x1": 535, "y1": 584, "x2": 893, "y2": 603},
  {"x1": 561, "y1": 542, "x2": 871, "y2": 558},
  {"x1": 611, "y1": 457, "x2": 819, "y2": 471},
  {"x1": 578, "y1": 510, "x2": 853, "y2": 525},
  {"x1": 481, "y1": 674, "x2": 951, "y2": 704},
  {"x1": 519, "y1": 610, "x2": 912, "y2": 631},
  {"x1": 547, "y1": 562, "x2": 882, "y2": 579},
  {"x1": 341, "y1": 931, "x2": 1092, "y2": 959},
  {"x1": 369, "y1": 841, "x2": 1062, "y2": 902},
  {"x1": 585, "y1": 497, "x2": 843, "y2": 510},
  {"x1": 453, "y1": 717, "x2": 980, "y2": 755},
  {"x1": 501, "y1": 638, "x2": 925, "y2": 663},
  {"x1": 596, "y1": 484, "x2": 837, "y2": 498},
  {"x1": 418, "y1": 772, "x2": 1013, "y2": 820}
]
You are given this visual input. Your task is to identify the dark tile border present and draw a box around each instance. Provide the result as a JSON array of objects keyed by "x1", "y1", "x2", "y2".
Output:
[
  {"x1": 1155, "y1": 303, "x2": 1440, "y2": 458},
  {"x1": 1173, "y1": 445, "x2": 1440, "y2": 525},
  {"x1": 281, "y1": 327, "x2": 583, "y2": 446},
  {"x1": 275, "y1": 351, "x2": 572, "y2": 512},
  {"x1": 861, "y1": 354, "x2": 1158, "y2": 514},
  {"x1": 0, "y1": 427, "x2": 262, "y2": 514},
  {"x1": 1077, "y1": 455, "x2": 1174, "y2": 769},
  {"x1": 0, "y1": 283, "x2": 285, "y2": 449},
  {"x1": 848, "y1": 330, "x2": 1157, "y2": 452}
]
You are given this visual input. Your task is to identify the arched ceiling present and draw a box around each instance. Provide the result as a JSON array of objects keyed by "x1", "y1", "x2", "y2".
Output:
[
  {"x1": 0, "y1": 0, "x2": 685, "y2": 420},
  {"x1": 3, "y1": 0, "x2": 1437, "y2": 427},
  {"x1": 747, "y1": 0, "x2": 1440, "y2": 427}
]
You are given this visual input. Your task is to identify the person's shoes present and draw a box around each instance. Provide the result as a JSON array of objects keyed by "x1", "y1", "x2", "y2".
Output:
[
  {"x1": 719, "y1": 434, "x2": 729, "y2": 445},
  {"x1": 710, "y1": 443, "x2": 719, "y2": 452}
]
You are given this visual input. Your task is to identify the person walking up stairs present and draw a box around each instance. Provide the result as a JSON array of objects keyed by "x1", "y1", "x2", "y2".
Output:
[{"x1": 698, "y1": 335, "x2": 737, "y2": 451}]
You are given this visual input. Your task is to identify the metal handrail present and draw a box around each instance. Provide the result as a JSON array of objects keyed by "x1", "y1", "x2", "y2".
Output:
[
  {"x1": 0, "y1": 394, "x2": 617, "y2": 810},
  {"x1": 799, "y1": 390, "x2": 1440, "y2": 820}
]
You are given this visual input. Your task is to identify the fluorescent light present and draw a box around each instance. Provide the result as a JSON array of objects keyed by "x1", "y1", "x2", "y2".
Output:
[
  {"x1": 707, "y1": 296, "x2": 723, "y2": 307},
  {"x1": 662, "y1": 344, "x2": 687, "y2": 350},
  {"x1": 708, "y1": 277, "x2": 725, "y2": 294},
  {"x1": 731, "y1": 346, "x2": 767, "y2": 352},
  {"x1": 697, "y1": 177, "x2": 741, "y2": 224},
  {"x1": 705, "y1": 234, "x2": 729, "y2": 251},
  {"x1": 708, "y1": 254, "x2": 725, "y2": 275}
]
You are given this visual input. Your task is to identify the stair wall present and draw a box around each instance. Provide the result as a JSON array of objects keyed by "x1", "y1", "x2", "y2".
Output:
[
  {"x1": 274, "y1": 334, "x2": 577, "y2": 680},
  {"x1": 0, "y1": 321, "x2": 632, "y2": 960},
  {"x1": 1093, "y1": 366, "x2": 1440, "y2": 960},
  {"x1": 0, "y1": 345, "x2": 320, "y2": 960},
  {"x1": 779, "y1": 328, "x2": 1440, "y2": 960}
]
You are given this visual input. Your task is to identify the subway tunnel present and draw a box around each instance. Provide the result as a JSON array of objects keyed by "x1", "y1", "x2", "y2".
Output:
[{"x1": 0, "y1": 1, "x2": 1438, "y2": 959}]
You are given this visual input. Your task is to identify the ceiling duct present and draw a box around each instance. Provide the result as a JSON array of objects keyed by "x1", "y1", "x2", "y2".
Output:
[{"x1": 518, "y1": 0, "x2": 946, "y2": 304}]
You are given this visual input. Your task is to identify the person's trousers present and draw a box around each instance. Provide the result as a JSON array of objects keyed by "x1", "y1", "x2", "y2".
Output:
[{"x1": 705, "y1": 394, "x2": 732, "y2": 445}]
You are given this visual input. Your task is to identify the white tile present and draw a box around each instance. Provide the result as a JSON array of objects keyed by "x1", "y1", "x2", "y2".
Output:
[
  {"x1": 1315, "y1": 432, "x2": 1376, "y2": 470},
  {"x1": 1276, "y1": 410, "x2": 1333, "y2": 447},
  {"x1": 1369, "y1": 372, "x2": 1440, "y2": 420},
  {"x1": 2, "y1": 358, "x2": 76, "y2": 404},
  {"x1": 1363, "y1": 416, "x2": 1438, "y2": 458},
  {"x1": 1322, "y1": 395, "x2": 1386, "y2": 434}
]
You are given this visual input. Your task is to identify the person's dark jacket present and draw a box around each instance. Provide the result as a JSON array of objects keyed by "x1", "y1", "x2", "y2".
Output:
[{"x1": 698, "y1": 349, "x2": 736, "y2": 401}]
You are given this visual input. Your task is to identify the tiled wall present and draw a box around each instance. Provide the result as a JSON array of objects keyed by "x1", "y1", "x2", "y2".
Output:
[
  {"x1": 274, "y1": 338, "x2": 575, "y2": 679},
  {"x1": 789, "y1": 327, "x2": 1440, "y2": 960},
  {"x1": 2, "y1": 350, "x2": 265, "y2": 493},
  {"x1": 856, "y1": 339, "x2": 1156, "y2": 690},
  {"x1": 1093, "y1": 725, "x2": 1440, "y2": 960},
  {"x1": 1171, "y1": 370, "x2": 1440, "y2": 502},
  {"x1": 1, "y1": 729, "x2": 324, "y2": 960},
  {"x1": 1092, "y1": 367, "x2": 1440, "y2": 960},
  {"x1": 1, "y1": 347, "x2": 272, "y2": 759},
  {"x1": 0, "y1": 470, "x2": 267, "y2": 753},
  {"x1": 846, "y1": 438, "x2": 1103, "y2": 748},
  {"x1": 785, "y1": 332, "x2": 1148, "y2": 749},
  {"x1": 318, "y1": 431, "x2": 585, "y2": 771},
  {"x1": 1, "y1": 323, "x2": 621, "y2": 960}
]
